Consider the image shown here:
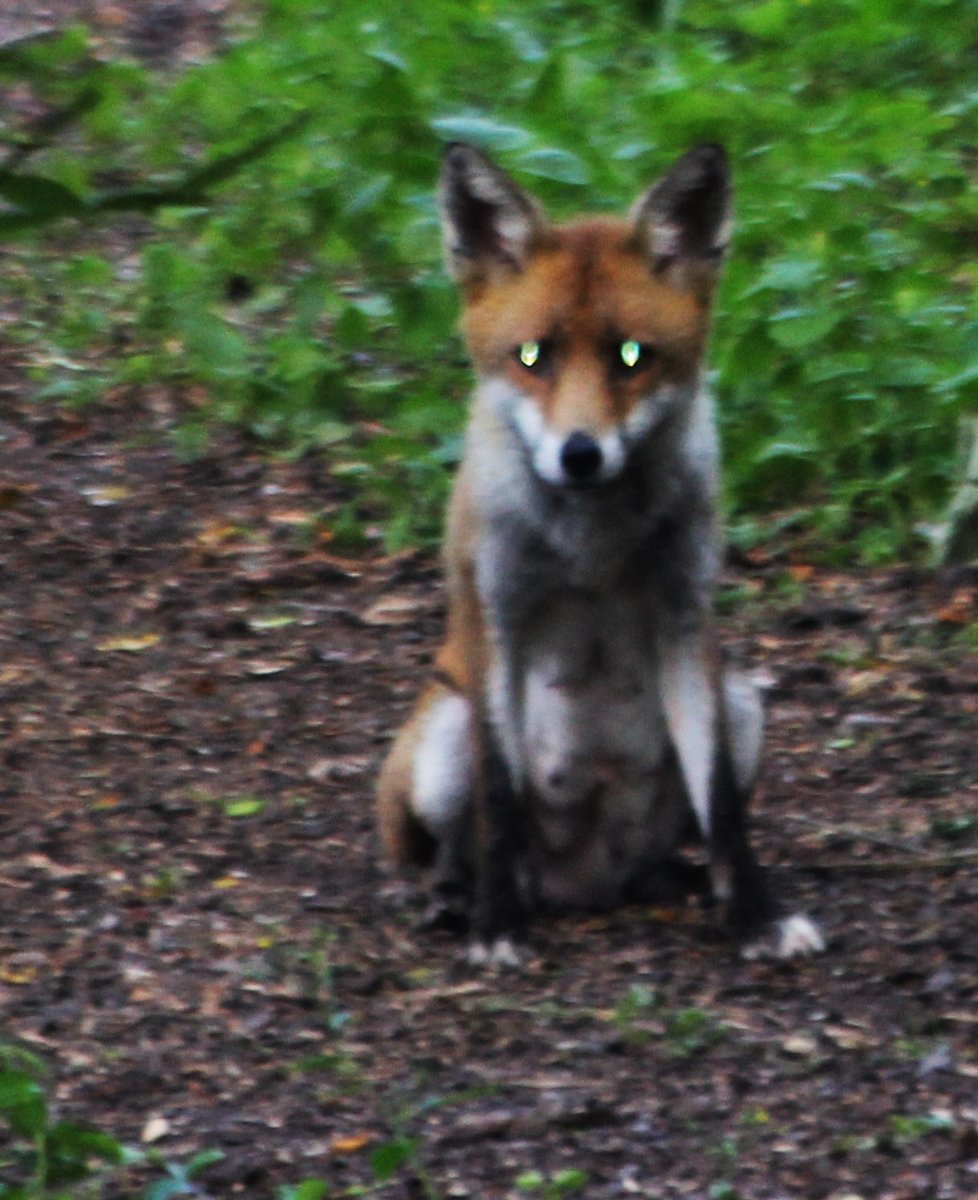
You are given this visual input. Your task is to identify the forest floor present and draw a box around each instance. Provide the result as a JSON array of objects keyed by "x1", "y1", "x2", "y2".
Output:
[{"x1": 1, "y1": 381, "x2": 978, "y2": 1200}]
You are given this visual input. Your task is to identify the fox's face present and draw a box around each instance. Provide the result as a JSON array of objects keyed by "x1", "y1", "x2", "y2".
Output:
[{"x1": 440, "y1": 144, "x2": 731, "y2": 488}]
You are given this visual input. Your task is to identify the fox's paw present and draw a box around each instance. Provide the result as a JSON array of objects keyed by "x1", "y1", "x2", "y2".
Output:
[
  {"x1": 777, "y1": 914, "x2": 825, "y2": 957},
  {"x1": 467, "y1": 935, "x2": 526, "y2": 970},
  {"x1": 418, "y1": 891, "x2": 470, "y2": 936},
  {"x1": 743, "y1": 913, "x2": 825, "y2": 961}
]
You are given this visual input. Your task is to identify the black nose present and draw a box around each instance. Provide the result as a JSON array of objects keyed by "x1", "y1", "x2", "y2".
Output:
[{"x1": 560, "y1": 431, "x2": 603, "y2": 481}]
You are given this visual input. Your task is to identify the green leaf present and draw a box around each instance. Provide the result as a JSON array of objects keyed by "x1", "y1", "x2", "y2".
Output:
[
  {"x1": 223, "y1": 796, "x2": 266, "y2": 818},
  {"x1": 430, "y1": 115, "x2": 531, "y2": 151},
  {"x1": 369, "y1": 1137, "x2": 417, "y2": 1182},
  {"x1": 516, "y1": 147, "x2": 590, "y2": 186},
  {"x1": 747, "y1": 256, "x2": 822, "y2": 294},
  {"x1": 734, "y1": 0, "x2": 790, "y2": 37},
  {"x1": 0, "y1": 1070, "x2": 47, "y2": 1138},
  {"x1": 752, "y1": 441, "x2": 816, "y2": 466},
  {"x1": 46, "y1": 1121, "x2": 124, "y2": 1165},
  {"x1": 551, "y1": 1168, "x2": 589, "y2": 1194},
  {"x1": 278, "y1": 1181, "x2": 330, "y2": 1200},
  {"x1": 184, "y1": 1147, "x2": 226, "y2": 1176},
  {"x1": 767, "y1": 307, "x2": 842, "y2": 349},
  {"x1": 516, "y1": 1170, "x2": 545, "y2": 1192},
  {"x1": 0, "y1": 170, "x2": 83, "y2": 217}
]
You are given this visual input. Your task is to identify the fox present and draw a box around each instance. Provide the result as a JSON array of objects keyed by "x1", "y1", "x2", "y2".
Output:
[{"x1": 376, "y1": 141, "x2": 824, "y2": 964}]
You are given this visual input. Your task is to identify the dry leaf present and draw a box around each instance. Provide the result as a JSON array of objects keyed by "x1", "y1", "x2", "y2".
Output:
[
  {"x1": 781, "y1": 1033, "x2": 819, "y2": 1058},
  {"x1": 0, "y1": 966, "x2": 38, "y2": 984},
  {"x1": 81, "y1": 485, "x2": 130, "y2": 506},
  {"x1": 331, "y1": 1132, "x2": 375, "y2": 1154},
  {"x1": 824, "y1": 1024, "x2": 877, "y2": 1050},
  {"x1": 96, "y1": 632, "x2": 161, "y2": 653},
  {"x1": 361, "y1": 596, "x2": 426, "y2": 626},
  {"x1": 141, "y1": 1116, "x2": 171, "y2": 1143}
]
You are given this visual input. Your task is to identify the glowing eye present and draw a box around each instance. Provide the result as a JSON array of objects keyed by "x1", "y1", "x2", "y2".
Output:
[
  {"x1": 519, "y1": 341, "x2": 542, "y2": 368},
  {"x1": 620, "y1": 340, "x2": 642, "y2": 369}
]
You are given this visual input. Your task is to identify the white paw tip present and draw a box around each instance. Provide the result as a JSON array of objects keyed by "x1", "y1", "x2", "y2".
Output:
[
  {"x1": 776, "y1": 914, "x2": 825, "y2": 958},
  {"x1": 467, "y1": 936, "x2": 524, "y2": 969}
]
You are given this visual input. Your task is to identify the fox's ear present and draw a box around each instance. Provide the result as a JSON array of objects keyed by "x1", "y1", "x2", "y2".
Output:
[
  {"x1": 439, "y1": 143, "x2": 547, "y2": 286},
  {"x1": 631, "y1": 143, "x2": 732, "y2": 280}
]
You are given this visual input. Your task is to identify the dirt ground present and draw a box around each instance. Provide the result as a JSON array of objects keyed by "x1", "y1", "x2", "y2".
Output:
[{"x1": 1, "y1": 373, "x2": 978, "y2": 1200}]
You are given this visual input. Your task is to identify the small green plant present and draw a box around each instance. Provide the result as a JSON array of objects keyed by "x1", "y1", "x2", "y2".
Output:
[
  {"x1": 296, "y1": 927, "x2": 352, "y2": 1035},
  {"x1": 612, "y1": 982, "x2": 660, "y2": 1043},
  {"x1": 612, "y1": 985, "x2": 725, "y2": 1057},
  {"x1": 0, "y1": 1060, "x2": 126, "y2": 1197},
  {"x1": 885, "y1": 1109, "x2": 956, "y2": 1147},
  {"x1": 664, "y1": 1007, "x2": 726, "y2": 1057},
  {"x1": 277, "y1": 1182, "x2": 330, "y2": 1200},
  {"x1": 708, "y1": 1183, "x2": 740, "y2": 1200},
  {"x1": 142, "y1": 1148, "x2": 225, "y2": 1200},
  {"x1": 515, "y1": 1167, "x2": 590, "y2": 1198}
]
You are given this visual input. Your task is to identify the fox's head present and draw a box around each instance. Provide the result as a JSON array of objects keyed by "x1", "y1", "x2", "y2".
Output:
[{"x1": 440, "y1": 142, "x2": 731, "y2": 488}]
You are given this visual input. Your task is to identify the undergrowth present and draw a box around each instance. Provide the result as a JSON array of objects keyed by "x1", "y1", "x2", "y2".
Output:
[{"x1": 3, "y1": 0, "x2": 978, "y2": 558}]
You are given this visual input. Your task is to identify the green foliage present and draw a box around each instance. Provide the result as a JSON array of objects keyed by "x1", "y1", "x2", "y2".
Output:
[
  {"x1": 0, "y1": 1049, "x2": 332, "y2": 1200},
  {"x1": 0, "y1": 1061, "x2": 125, "y2": 1198},
  {"x1": 141, "y1": 1149, "x2": 225, "y2": 1200},
  {"x1": 6, "y1": 0, "x2": 978, "y2": 557},
  {"x1": 278, "y1": 1182, "x2": 330, "y2": 1200},
  {"x1": 515, "y1": 1167, "x2": 590, "y2": 1197},
  {"x1": 612, "y1": 985, "x2": 726, "y2": 1055},
  {"x1": 886, "y1": 1109, "x2": 956, "y2": 1146}
]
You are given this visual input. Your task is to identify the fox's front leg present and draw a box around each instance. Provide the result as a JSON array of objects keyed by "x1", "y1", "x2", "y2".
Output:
[
  {"x1": 657, "y1": 631, "x2": 824, "y2": 957},
  {"x1": 468, "y1": 654, "x2": 531, "y2": 968},
  {"x1": 468, "y1": 724, "x2": 528, "y2": 967}
]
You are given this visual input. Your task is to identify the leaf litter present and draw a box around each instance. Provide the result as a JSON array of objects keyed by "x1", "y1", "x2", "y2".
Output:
[{"x1": 0, "y1": 390, "x2": 977, "y2": 1198}]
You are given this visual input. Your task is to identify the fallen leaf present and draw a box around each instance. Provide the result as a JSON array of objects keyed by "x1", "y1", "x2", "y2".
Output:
[
  {"x1": 781, "y1": 1033, "x2": 819, "y2": 1058},
  {"x1": 360, "y1": 596, "x2": 427, "y2": 626},
  {"x1": 269, "y1": 508, "x2": 314, "y2": 526},
  {"x1": 247, "y1": 613, "x2": 299, "y2": 631},
  {"x1": 245, "y1": 659, "x2": 290, "y2": 676},
  {"x1": 0, "y1": 484, "x2": 36, "y2": 509},
  {"x1": 141, "y1": 1116, "x2": 171, "y2": 1143},
  {"x1": 0, "y1": 966, "x2": 38, "y2": 984},
  {"x1": 824, "y1": 1024, "x2": 877, "y2": 1050},
  {"x1": 96, "y1": 632, "x2": 161, "y2": 653},
  {"x1": 195, "y1": 520, "x2": 246, "y2": 548},
  {"x1": 331, "y1": 1133, "x2": 375, "y2": 1154},
  {"x1": 934, "y1": 588, "x2": 974, "y2": 624},
  {"x1": 81, "y1": 484, "x2": 130, "y2": 506}
]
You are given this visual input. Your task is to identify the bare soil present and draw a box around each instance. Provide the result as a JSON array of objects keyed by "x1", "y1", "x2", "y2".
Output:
[{"x1": 1, "y1": 378, "x2": 978, "y2": 1200}]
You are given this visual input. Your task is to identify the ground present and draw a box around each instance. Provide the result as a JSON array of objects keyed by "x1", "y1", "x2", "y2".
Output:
[{"x1": 1, "y1": 377, "x2": 978, "y2": 1200}]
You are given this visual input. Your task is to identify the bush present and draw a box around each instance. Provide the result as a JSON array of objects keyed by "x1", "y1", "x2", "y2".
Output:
[{"x1": 4, "y1": 0, "x2": 978, "y2": 558}]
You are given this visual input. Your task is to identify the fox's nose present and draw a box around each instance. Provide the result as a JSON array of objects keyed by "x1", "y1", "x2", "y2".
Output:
[{"x1": 560, "y1": 431, "x2": 603, "y2": 482}]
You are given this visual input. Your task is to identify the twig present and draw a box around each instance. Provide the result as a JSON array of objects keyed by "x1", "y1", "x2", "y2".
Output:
[
  {"x1": 797, "y1": 850, "x2": 978, "y2": 874},
  {"x1": 783, "y1": 811, "x2": 927, "y2": 855}
]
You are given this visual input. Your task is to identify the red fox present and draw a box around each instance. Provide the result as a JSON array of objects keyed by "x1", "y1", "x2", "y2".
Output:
[{"x1": 377, "y1": 142, "x2": 823, "y2": 964}]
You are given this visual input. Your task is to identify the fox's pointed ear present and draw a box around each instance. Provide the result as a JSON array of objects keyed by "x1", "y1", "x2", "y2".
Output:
[
  {"x1": 631, "y1": 144, "x2": 732, "y2": 283},
  {"x1": 439, "y1": 143, "x2": 547, "y2": 286}
]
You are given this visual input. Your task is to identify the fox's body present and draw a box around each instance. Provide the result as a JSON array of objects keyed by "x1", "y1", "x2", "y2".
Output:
[{"x1": 377, "y1": 144, "x2": 822, "y2": 961}]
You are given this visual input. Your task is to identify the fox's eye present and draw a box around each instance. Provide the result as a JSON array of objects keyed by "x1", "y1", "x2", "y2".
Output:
[
  {"x1": 619, "y1": 340, "x2": 646, "y2": 369},
  {"x1": 518, "y1": 341, "x2": 543, "y2": 369}
]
